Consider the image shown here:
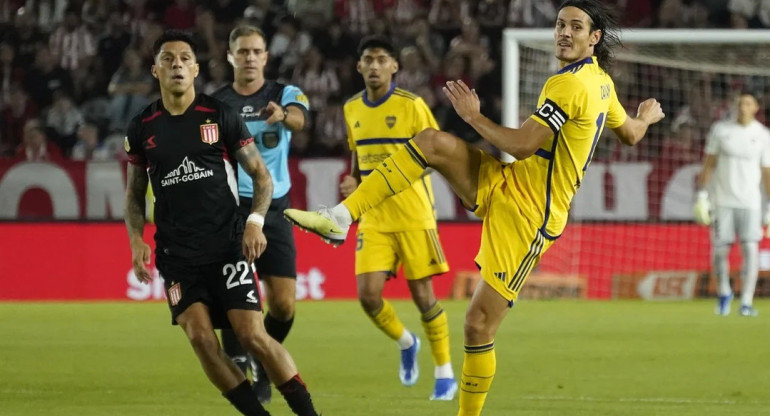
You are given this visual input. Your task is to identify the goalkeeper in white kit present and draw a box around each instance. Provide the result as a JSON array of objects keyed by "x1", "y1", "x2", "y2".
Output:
[{"x1": 694, "y1": 91, "x2": 770, "y2": 317}]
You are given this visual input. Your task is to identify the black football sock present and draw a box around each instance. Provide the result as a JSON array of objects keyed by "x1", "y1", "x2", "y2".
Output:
[
  {"x1": 264, "y1": 312, "x2": 294, "y2": 343},
  {"x1": 223, "y1": 380, "x2": 271, "y2": 416},
  {"x1": 277, "y1": 374, "x2": 318, "y2": 416}
]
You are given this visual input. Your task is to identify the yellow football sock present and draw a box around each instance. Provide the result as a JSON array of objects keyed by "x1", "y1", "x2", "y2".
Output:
[
  {"x1": 421, "y1": 302, "x2": 451, "y2": 367},
  {"x1": 458, "y1": 342, "x2": 496, "y2": 416},
  {"x1": 369, "y1": 299, "x2": 406, "y2": 341},
  {"x1": 343, "y1": 139, "x2": 427, "y2": 220}
]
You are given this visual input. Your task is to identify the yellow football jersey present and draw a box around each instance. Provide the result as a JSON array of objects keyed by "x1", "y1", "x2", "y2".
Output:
[
  {"x1": 515, "y1": 56, "x2": 627, "y2": 238},
  {"x1": 344, "y1": 85, "x2": 439, "y2": 232}
]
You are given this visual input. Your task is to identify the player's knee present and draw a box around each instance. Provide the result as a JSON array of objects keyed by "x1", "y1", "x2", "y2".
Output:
[
  {"x1": 408, "y1": 277, "x2": 435, "y2": 305},
  {"x1": 713, "y1": 245, "x2": 730, "y2": 259},
  {"x1": 236, "y1": 329, "x2": 271, "y2": 357},
  {"x1": 414, "y1": 127, "x2": 454, "y2": 160},
  {"x1": 186, "y1": 329, "x2": 220, "y2": 357},
  {"x1": 268, "y1": 299, "x2": 295, "y2": 321},
  {"x1": 464, "y1": 310, "x2": 493, "y2": 344},
  {"x1": 413, "y1": 128, "x2": 440, "y2": 154},
  {"x1": 410, "y1": 291, "x2": 435, "y2": 314},
  {"x1": 358, "y1": 293, "x2": 383, "y2": 315}
]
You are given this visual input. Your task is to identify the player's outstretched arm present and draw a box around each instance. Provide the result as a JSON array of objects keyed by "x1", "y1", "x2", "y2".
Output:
[
  {"x1": 611, "y1": 98, "x2": 665, "y2": 146},
  {"x1": 124, "y1": 163, "x2": 152, "y2": 283},
  {"x1": 443, "y1": 80, "x2": 552, "y2": 159},
  {"x1": 235, "y1": 142, "x2": 273, "y2": 262}
]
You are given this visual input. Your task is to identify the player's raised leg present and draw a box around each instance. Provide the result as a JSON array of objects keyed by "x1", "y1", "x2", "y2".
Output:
[
  {"x1": 458, "y1": 281, "x2": 511, "y2": 416},
  {"x1": 177, "y1": 303, "x2": 271, "y2": 416},
  {"x1": 284, "y1": 128, "x2": 481, "y2": 244},
  {"x1": 229, "y1": 309, "x2": 318, "y2": 416},
  {"x1": 358, "y1": 271, "x2": 422, "y2": 385},
  {"x1": 407, "y1": 277, "x2": 457, "y2": 400}
]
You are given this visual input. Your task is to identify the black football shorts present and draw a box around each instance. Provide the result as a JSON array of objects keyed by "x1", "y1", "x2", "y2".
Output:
[
  {"x1": 238, "y1": 194, "x2": 297, "y2": 278},
  {"x1": 157, "y1": 252, "x2": 263, "y2": 329}
]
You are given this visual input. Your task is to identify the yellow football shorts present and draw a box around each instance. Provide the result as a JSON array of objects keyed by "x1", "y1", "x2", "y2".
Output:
[
  {"x1": 472, "y1": 151, "x2": 555, "y2": 303},
  {"x1": 355, "y1": 228, "x2": 450, "y2": 279}
]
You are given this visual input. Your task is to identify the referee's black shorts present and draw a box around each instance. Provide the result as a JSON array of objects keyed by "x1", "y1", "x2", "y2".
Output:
[{"x1": 239, "y1": 194, "x2": 297, "y2": 279}]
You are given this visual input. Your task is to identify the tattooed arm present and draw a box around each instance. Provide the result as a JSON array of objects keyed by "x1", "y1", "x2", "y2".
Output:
[
  {"x1": 124, "y1": 163, "x2": 152, "y2": 283},
  {"x1": 236, "y1": 142, "x2": 273, "y2": 216},
  {"x1": 235, "y1": 142, "x2": 273, "y2": 262}
]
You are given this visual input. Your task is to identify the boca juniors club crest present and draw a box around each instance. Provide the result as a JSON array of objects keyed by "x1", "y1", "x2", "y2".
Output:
[
  {"x1": 386, "y1": 115, "x2": 396, "y2": 129},
  {"x1": 200, "y1": 122, "x2": 219, "y2": 144}
]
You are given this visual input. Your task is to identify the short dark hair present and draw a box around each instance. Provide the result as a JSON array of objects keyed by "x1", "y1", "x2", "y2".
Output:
[
  {"x1": 559, "y1": 0, "x2": 621, "y2": 73},
  {"x1": 229, "y1": 25, "x2": 266, "y2": 46},
  {"x1": 739, "y1": 90, "x2": 759, "y2": 101},
  {"x1": 357, "y1": 35, "x2": 396, "y2": 58},
  {"x1": 152, "y1": 30, "x2": 198, "y2": 59}
]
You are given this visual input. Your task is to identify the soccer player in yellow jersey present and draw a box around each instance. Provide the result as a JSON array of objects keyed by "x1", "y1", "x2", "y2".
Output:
[
  {"x1": 337, "y1": 35, "x2": 457, "y2": 401},
  {"x1": 285, "y1": 1, "x2": 664, "y2": 414}
]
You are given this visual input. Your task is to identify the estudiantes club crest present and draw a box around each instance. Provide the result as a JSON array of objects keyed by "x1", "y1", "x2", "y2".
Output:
[{"x1": 200, "y1": 123, "x2": 219, "y2": 144}]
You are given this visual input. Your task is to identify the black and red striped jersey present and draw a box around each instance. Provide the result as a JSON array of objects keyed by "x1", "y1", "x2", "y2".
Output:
[{"x1": 125, "y1": 94, "x2": 254, "y2": 264}]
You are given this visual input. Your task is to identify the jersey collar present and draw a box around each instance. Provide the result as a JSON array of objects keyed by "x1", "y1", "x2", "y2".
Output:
[
  {"x1": 237, "y1": 79, "x2": 270, "y2": 98},
  {"x1": 159, "y1": 94, "x2": 200, "y2": 116},
  {"x1": 557, "y1": 56, "x2": 595, "y2": 74},
  {"x1": 363, "y1": 83, "x2": 396, "y2": 108}
]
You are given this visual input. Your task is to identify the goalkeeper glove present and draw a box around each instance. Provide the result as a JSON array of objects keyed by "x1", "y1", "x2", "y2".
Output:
[{"x1": 693, "y1": 190, "x2": 711, "y2": 226}]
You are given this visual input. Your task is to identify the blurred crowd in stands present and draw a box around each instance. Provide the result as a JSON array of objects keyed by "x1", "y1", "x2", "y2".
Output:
[{"x1": 0, "y1": 0, "x2": 768, "y2": 166}]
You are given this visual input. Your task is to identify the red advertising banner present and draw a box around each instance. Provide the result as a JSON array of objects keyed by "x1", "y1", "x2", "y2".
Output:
[
  {"x1": 1, "y1": 222, "x2": 762, "y2": 301},
  {"x1": 0, "y1": 158, "x2": 703, "y2": 221}
]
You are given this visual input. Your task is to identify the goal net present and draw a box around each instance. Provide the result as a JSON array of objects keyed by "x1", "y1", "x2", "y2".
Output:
[{"x1": 503, "y1": 29, "x2": 770, "y2": 300}]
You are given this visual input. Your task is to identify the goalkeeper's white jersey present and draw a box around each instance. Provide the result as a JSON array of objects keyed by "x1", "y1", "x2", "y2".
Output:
[{"x1": 705, "y1": 119, "x2": 770, "y2": 209}]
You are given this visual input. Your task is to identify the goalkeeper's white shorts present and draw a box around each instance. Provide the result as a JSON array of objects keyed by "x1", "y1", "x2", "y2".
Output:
[{"x1": 712, "y1": 206, "x2": 761, "y2": 246}]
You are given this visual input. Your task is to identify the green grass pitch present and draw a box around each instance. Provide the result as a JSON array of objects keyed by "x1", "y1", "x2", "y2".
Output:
[{"x1": 1, "y1": 300, "x2": 769, "y2": 415}]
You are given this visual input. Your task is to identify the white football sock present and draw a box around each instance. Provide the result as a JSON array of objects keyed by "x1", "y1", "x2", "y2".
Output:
[
  {"x1": 396, "y1": 329, "x2": 414, "y2": 350},
  {"x1": 434, "y1": 363, "x2": 454, "y2": 379},
  {"x1": 331, "y1": 203, "x2": 353, "y2": 226},
  {"x1": 740, "y1": 242, "x2": 758, "y2": 306},
  {"x1": 713, "y1": 245, "x2": 732, "y2": 297}
]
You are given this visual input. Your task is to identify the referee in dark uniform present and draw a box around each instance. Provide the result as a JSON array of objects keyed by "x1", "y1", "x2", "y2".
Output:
[{"x1": 123, "y1": 29, "x2": 318, "y2": 416}]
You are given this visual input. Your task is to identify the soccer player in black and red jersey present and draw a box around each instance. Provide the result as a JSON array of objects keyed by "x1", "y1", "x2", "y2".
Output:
[{"x1": 123, "y1": 30, "x2": 319, "y2": 416}]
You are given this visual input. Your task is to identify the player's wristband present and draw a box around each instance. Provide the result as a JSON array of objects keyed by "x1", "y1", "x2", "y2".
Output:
[{"x1": 246, "y1": 213, "x2": 265, "y2": 227}]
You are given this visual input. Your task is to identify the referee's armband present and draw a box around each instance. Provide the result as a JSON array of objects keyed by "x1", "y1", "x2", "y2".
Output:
[{"x1": 533, "y1": 99, "x2": 568, "y2": 134}]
